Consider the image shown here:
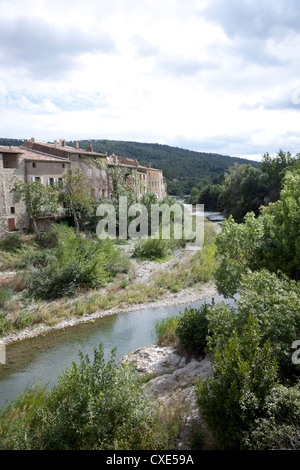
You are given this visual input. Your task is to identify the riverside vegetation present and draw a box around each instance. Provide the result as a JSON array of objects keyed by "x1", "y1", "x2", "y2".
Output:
[{"x1": 0, "y1": 166, "x2": 300, "y2": 450}]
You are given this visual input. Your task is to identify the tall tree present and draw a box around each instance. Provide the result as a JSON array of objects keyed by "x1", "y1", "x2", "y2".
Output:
[
  {"x1": 12, "y1": 180, "x2": 60, "y2": 239},
  {"x1": 59, "y1": 169, "x2": 94, "y2": 233}
]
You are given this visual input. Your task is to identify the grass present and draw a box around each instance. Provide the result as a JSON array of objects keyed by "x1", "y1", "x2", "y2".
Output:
[{"x1": 155, "y1": 316, "x2": 179, "y2": 346}]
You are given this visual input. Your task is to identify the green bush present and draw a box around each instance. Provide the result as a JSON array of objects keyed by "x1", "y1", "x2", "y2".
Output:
[
  {"x1": 176, "y1": 304, "x2": 210, "y2": 354},
  {"x1": 132, "y1": 237, "x2": 172, "y2": 260},
  {"x1": 195, "y1": 315, "x2": 279, "y2": 450},
  {"x1": 18, "y1": 249, "x2": 55, "y2": 269},
  {"x1": 243, "y1": 382, "x2": 300, "y2": 450},
  {"x1": 0, "y1": 286, "x2": 14, "y2": 310},
  {"x1": 26, "y1": 226, "x2": 110, "y2": 300},
  {"x1": 38, "y1": 225, "x2": 61, "y2": 248},
  {"x1": 0, "y1": 233, "x2": 22, "y2": 252},
  {"x1": 0, "y1": 344, "x2": 168, "y2": 450},
  {"x1": 105, "y1": 246, "x2": 131, "y2": 276},
  {"x1": 236, "y1": 270, "x2": 300, "y2": 382}
]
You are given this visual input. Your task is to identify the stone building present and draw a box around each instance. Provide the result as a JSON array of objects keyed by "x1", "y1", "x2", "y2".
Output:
[
  {"x1": 0, "y1": 146, "x2": 28, "y2": 237},
  {"x1": 146, "y1": 163, "x2": 167, "y2": 200},
  {"x1": 22, "y1": 138, "x2": 109, "y2": 200},
  {"x1": 0, "y1": 138, "x2": 167, "y2": 238},
  {"x1": 107, "y1": 153, "x2": 167, "y2": 200}
]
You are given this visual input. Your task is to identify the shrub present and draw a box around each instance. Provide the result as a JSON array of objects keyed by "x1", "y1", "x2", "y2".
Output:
[
  {"x1": 105, "y1": 246, "x2": 131, "y2": 276},
  {"x1": 0, "y1": 233, "x2": 22, "y2": 252},
  {"x1": 38, "y1": 225, "x2": 61, "y2": 248},
  {"x1": 236, "y1": 270, "x2": 300, "y2": 382},
  {"x1": 26, "y1": 226, "x2": 111, "y2": 300},
  {"x1": 195, "y1": 315, "x2": 279, "y2": 449},
  {"x1": 176, "y1": 304, "x2": 210, "y2": 354},
  {"x1": 132, "y1": 238, "x2": 172, "y2": 260},
  {"x1": 243, "y1": 382, "x2": 300, "y2": 450},
  {"x1": 0, "y1": 344, "x2": 168, "y2": 450},
  {"x1": 0, "y1": 286, "x2": 14, "y2": 310}
]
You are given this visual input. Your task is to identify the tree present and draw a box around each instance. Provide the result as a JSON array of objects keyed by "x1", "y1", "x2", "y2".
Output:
[
  {"x1": 59, "y1": 169, "x2": 94, "y2": 233},
  {"x1": 214, "y1": 212, "x2": 265, "y2": 297},
  {"x1": 219, "y1": 164, "x2": 268, "y2": 222},
  {"x1": 260, "y1": 150, "x2": 295, "y2": 200},
  {"x1": 260, "y1": 169, "x2": 300, "y2": 280},
  {"x1": 214, "y1": 168, "x2": 300, "y2": 295},
  {"x1": 12, "y1": 180, "x2": 60, "y2": 239}
]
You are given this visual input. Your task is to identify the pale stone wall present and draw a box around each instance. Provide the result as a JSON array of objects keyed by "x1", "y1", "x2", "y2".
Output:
[
  {"x1": 147, "y1": 167, "x2": 167, "y2": 200},
  {"x1": 26, "y1": 160, "x2": 69, "y2": 183},
  {"x1": 69, "y1": 154, "x2": 109, "y2": 200},
  {"x1": 0, "y1": 152, "x2": 29, "y2": 239}
]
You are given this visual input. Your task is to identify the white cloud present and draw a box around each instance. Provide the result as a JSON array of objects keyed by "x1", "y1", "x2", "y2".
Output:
[{"x1": 1, "y1": 0, "x2": 300, "y2": 160}]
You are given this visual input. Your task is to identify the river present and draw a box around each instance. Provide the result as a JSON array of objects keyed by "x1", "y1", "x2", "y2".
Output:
[{"x1": 0, "y1": 294, "x2": 236, "y2": 410}]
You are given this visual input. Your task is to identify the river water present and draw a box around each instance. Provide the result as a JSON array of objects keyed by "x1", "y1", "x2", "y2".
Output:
[{"x1": 0, "y1": 295, "x2": 236, "y2": 409}]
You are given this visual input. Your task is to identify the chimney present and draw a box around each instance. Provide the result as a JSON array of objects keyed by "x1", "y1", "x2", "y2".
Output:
[
  {"x1": 54, "y1": 140, "x2": 57, "y2": 148},
  {"x1": 62, "y1": 139, "x2": 66, "y2": 147},
  {"x1": 58, "y1": 139, "x2": 62, "y2": 146},
  {"x1": 147, "y1": 163, "x2": 151, "y2": 168},
  {"x1": 75, "y1": 141, "x2": 79, "y2": 149},
  {"x1": 87, "y1": 142, "x2": 93, "y2": 152}
]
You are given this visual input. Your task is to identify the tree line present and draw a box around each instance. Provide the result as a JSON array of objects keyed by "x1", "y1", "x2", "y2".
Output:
[{"x1": 188, "y1": 150, "x2": 300, "y2": 222}]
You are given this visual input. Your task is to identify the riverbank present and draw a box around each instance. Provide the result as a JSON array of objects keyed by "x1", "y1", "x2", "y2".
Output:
[
  {"x1": 1, "y1": 281, "x2": 218, "y2": 345},
  {"x1": 0, "y1": 219, "x2": 219, "y2": 346}
]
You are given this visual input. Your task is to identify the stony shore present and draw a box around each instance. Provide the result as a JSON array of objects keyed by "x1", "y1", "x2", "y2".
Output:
[{"x1": 124, "y1": 344, "x2": 216, "y2": 450}]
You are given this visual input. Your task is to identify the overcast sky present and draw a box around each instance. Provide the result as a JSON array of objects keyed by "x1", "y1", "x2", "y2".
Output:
[{"x1": 1, "y1": 0, "x2": 300, "y2": 161}]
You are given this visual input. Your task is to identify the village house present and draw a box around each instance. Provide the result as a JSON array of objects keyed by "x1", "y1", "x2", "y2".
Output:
[
  {"x1": 0, "y1": 146, "x2": 27, "y2": 238},
  {"x1": 0, "y1": 138, "x2": 167, "y2": 238}
]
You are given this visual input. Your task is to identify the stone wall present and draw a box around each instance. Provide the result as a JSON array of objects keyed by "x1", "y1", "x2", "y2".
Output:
[{"x1": 0, "y1": 152, "x2": 29, "y2": 238}]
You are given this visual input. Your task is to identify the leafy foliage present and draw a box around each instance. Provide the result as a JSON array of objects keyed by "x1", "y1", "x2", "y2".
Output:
[
  {"x1": 12, "y1": 180, "x2": 61, "y2": 238},
  {"x1": 26, "y1": 225, "x2": 123, "y2": 299},
  {"x1": 0, "y1": 233, "x2": 22, "y2": 252},
  {"x1": 243, "y1": 382, "x2": 300, "y2": 450},
  {"x1": 0, "y1": 344, "x2": 167, "y2": 450},
  {"x1": 214, "y1": 169, "x2": 300, "y2": 297},
  {"x1": 195, "y1": 315, "x2": 279, "y2": 450},
  {"x1": 175, "y1": 304, "x2": 210, "y2": 354}
]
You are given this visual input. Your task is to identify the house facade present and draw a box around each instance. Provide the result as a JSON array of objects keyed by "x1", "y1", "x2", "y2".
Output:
[{"x1": 0, "y1": 138, "x2": 167, "y2": 238}]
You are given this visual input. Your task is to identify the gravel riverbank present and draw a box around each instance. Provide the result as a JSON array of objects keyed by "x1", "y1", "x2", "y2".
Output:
[{"x1": 1, "y1": 282, "x2": 218, "y2": 345}]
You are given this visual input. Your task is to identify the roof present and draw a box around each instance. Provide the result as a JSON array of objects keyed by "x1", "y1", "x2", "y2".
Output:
[
  {"x1": 5, "y1": 146, "x2": 70, "y2": 162},
  {"x1": 0, "y1": 146, "x2": 21, "y2": 154},
  {"x1": 22, "y1": 140, "x2": 107, "y2": 158}
]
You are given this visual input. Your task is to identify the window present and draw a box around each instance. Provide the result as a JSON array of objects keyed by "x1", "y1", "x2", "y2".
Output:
[
  {"x1": 10, "y1": 207, "x2": 15, "y2": 214},
  {"x1": 96, "y1": 170, "x2": 100, "y2": 178},
  {"x1": 88, "y1": 169, "x2": 92, "y2": 179},
  {"x1": 32, "y1": 163, "x2": 36, "y2": 168},
  {"x1": 62, "y1": 163, "x2": 65, "y2": 168},
  {"x1": 32, "y1": 177, "x2": 44, "y2": 184}
]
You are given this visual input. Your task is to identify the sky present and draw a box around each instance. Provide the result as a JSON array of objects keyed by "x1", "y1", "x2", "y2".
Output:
[{"x1": 1, "y1": 0, "x2": 300, "y2": 162}]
